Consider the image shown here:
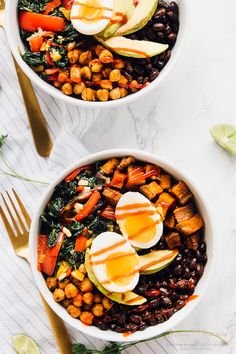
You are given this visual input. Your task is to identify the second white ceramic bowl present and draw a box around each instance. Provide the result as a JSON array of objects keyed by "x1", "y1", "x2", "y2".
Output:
[{"x1": 29, "y1": 149, "x2": 214, "y2": 342}]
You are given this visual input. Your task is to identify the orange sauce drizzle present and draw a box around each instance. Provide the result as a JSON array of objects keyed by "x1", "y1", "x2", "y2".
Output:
[
  {"x1": 116, "y1": 209, "x2": 155, "y2": 220},
  {"x1": 128, "y1": 219, "x2": 160, "y2": 240},
  {"x1": 121, "y1": 293, "x2": 126, "y2": 300},
  {"x1": 100, "y1": 269, "x2": 138, "y2": 285},
  {"x1": 90, "y1": 251, "x2": 135, "y2": 266},
  {"x1": 71, "y1": 15, "x2": 111, "y2": 21},
  {"x1": 73, "y1": 1, "x2": 113, "y2": 11},
  {"x1": 91, "y1": 239, "x2": 127, "y2": 257},
  {"x1": 111, "y1": 48, "x2": 150, "y2": 58},
  {"x1": 139, "y1": 250, "x2": 178, "y2": 271},
  {"x1": 187, "y1": 294, "x2": 199, "y2": 303},
  {"x1": 125, "y1": 295, "x2": 145, "y2": 304},
  {"x1": 116, "y1": 203, "x2": 151, "y2": 211}
]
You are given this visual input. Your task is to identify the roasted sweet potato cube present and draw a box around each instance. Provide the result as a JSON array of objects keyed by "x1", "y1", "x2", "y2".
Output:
[
  {"x1": 126, "y1": 166, "x2": 146, "y2": 188},
  {"x1": 118, "y1": 156, "x2": 135, "y2": 170},
  {"x1": 140, "y1": 182, "x2": 163, "y2": 200},
  {"x1": 145, "y1": 164, "x2": 160, "y2": 179},
  {"x1": 102, "y1": 187, "x2": 122, "y2": 205},
  {"x1": 110, "y1": 170, "x2": 126, "y2": 189},
  {"x1": 174, "y1": 203, "x2": 195, "y2": 223},
  {"x1": 160, "y1": 174, "x2": 172, "y2": 190},
  {"x1": 164, "y1": 213, "x2": 175, "y2": 229},
  {"x1": 101, "y1": 158, "x2": 119, "y2": 175},
  {"x1": 175, "y1": 214, "x2": 204, "y2": 236},
  {"x1": 155, "y1": 192, "x2": 176, "y2": 215},
  {"x1": 185, "y1": 232, "x2": 201, "y2": 250},
  {"x1": 165, "y1": 232, "x2": 182, "y2": 249},
  {"x1": 170, "y1": 181, "x2": 193, "y2": 205}
]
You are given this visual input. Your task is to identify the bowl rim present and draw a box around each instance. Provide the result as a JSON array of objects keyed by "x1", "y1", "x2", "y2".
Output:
[
  {"x1": 29, "y1": 148, "x2": 215, "y2": 342},
  {"x1": 5, "y1": 0, "x2": 188, "y2": 109}
]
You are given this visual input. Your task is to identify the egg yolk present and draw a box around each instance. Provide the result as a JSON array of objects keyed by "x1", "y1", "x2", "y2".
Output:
[
  {"x1": 79, "y1": 0, "x2": 105, "y2": 22},
  {"x1": 124, "y1": 214, "x2": 156, "y2": 243},
  {"x1": 105, "y1": 252, "x2": 138, "y2": 286}
]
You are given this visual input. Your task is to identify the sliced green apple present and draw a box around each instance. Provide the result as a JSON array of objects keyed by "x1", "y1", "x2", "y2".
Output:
[
  {"x1": 85, "y1": 250, "x2": 147, "y2": 306},
  {"x1": 115, "y1": 0, "x2": 158, "y2": 36},
  {"x1": 139, "y1": 249, "x2": 178, "y2": 275},
  {"x1": 103, "y1": 36, "x2": 168, "y2": 58},
  {"x1": 102, "y1": 0, "x2": 135, "y2": 38}
]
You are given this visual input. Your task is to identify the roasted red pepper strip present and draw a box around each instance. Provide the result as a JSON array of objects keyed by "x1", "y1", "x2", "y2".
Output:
[
  {"x1": 100, "y1": 205, "x2": 116, "y2": 220},
  {"x1": 19, "y1": 11, "x2": 65, "y2": 32},
  {"x1": 74, "y1": 190, "x2": 101, "y2": 221},
  {"x1": 37, "y1": 235, "x2": 48, "y2": 271},
  {"x1": 45, "y1": 68, "x2": 60, "y2": 75},
  {"x1": 62, "y1": 0, "x2": 74, "y2": 9},
  {"x1": 64, "y1": 165, "x2": 90, "y2": 182},
  {"x1": 75, "y1": 235, "x2": 88, "y2": 252},
  {"x1": 29, "y1": 36, "x2": 43, "y2": 52},
  {"x1": 110, "y1": 170, "x2": 127, "y2": 189},
  {"x1": 42, "y1": 232, "x2": 64, "y2": 275},
  {"x1": 43, "y1": 0, "x2": 62, "y2": 15}
]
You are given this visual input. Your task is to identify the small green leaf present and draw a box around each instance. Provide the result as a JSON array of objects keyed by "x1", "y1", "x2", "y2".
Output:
[
  {"x1": 0, "y1": 134, "x2": 7, "y2": 148},
  {"x1": 103, "y1": 343, "x2": 121, "y2": 354},
  {"x1": 72, "y1": 343, "x2": 93, "y2": 354}
]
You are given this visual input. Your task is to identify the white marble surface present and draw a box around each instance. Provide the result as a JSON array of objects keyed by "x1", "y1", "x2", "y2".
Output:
[{"x1": 0, "y1": 0, "x2": 236, "y2": 352}]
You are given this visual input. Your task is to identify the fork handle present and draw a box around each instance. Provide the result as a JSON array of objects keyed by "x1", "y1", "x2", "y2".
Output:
[
  {"x1": 12, "y1": 57, "x2": 53, "y2": 157},
  {"x1": 40, "y1": 295, "x2": 73, "y2": 354}
]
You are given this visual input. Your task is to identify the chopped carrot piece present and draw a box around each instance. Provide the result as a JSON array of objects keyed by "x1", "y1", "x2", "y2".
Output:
[
  {"x1": 74, "y1": 190, "x2": 101, "y2": 221},
  {"x1": 75, "y1": 235, "x2": 88, "y2": 252},
  {"x1": 42, "y1": 232, "x2": 64, "y2": 275},
  {"x1": 110, "y1": 170, "x2": 126, "y2": 189},
  {"x1": 37, "y1": 235, "x2": 47, "y2": 271},
  {"x1": 29, "y1": 36, "x2": 43, "y2": 52}
]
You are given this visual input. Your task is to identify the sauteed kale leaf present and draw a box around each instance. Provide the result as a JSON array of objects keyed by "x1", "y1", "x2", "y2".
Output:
[
  {"x1": 48, "y1": 224, "x2": 62, "y2": 248},
  {"x1": 23, "y1": 52, "x2": 46, "y2": 67},
  {"x1": 18, "y1": 0, "x2": 50, "y2": 12}
]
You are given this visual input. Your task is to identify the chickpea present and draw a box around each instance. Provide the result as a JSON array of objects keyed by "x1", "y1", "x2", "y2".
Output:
[
  {"x1": 129, "y1": 80, "x2": 139, "y2": 93},
  {"x1": 92, "y1": 304, "x2": 104, "y2": 317},
  {"x1": 92, "y1": 73, "x2": 102, "y2": 82},
  {"x1": 109, "y1": 69, "x2": 121, "y2": 82},
  {"x1": 96, "y1": 89, "x2": 109, "y2": 102},
  {"x1": 66, "y1": 41, "x2": 76, "y2": 51},
  {"x1": 95, "y1": 44, "x2": 105, "y2": 56},
  {"x1": 81, "y1": 66, "x2": 92, "y2": 80},
  {"x1": 59, "y1": 279, "x2": 70, "y2": 290},
  {"x1": 81, "y1": 88, "x2": 96, "y2": 101},
  {"x1": 70, "y1": 66, "x2": 81, "y2": 83},
  {"x1": 74, "y1": 82, "x2": 86, "y2": 95},
  {"x1": 80, "y1": 311, "x2": 94, "y2": 326},
  {"x1": 53, "y1": 81, "x2": 62, "y2": 88},
  {"x1": 79, "y1": 50, "x2": 93, "y2": 65},
  {"x1": 67, "y1": 304, "x2": 81, "y2": 318},
  {"x1": 118, "y1": 75, "x2": 128, "y2": 88},
  {"x1": 110, "y1": 88, "x2": 121, "y2": 100},
  {"x1": 46, "y1": 277, "x2": 58, "y2": 291},
  {"x1": 62, "y1": 298, "x2": 73, "y2": 308},
  {"x1": 120, "y1": 87, "x2": 128, "y2": 98},
  {"x1": 102, "y1": 67, "x2": 112, "y2": 79},
  {"x1": 80, "y1": 278, "x2": 94, "y2": 292},
  {"x1": 100, "y1": 80, "x2": 113, "y2": 90},
  {"x1": 89, "y1": 59, "x2": 103, "y2": 73},
  {"x1": 93, "y1": 293, "x2": 102, "y2": 303},
  {"x1": 53, "y1": 288, "x2": 65, "y2": 302},
  {"x1": 73, "y1": 293, "x2": 83, "y2": 307},
  {"x1": 99, "y1": 50, "x2": 113, "y2": 64},
  {"x1": 82, "y1": 292, "x2": 94, "y2": 305},
  {"x1": 58, "y1": 70, "x2": 69, "y2": 83},
  {"x1": 65, "y1": 283, "x2": 79, "y2": 298},
  {"x1": 67, "y1": 49, "x2": 81, "y2": 64},
  {"x1": 61, "y1": 83, "x2": 73, "y2": 95},
  {"x1": 102, "y1": 297, "x2": 114, "y2": 310},
  {"x1": 113, "y1": 58, "x2": 125, "y2": 69}
]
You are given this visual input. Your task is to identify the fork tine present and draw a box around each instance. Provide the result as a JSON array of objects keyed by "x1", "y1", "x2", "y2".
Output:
[
  {"x1": 12, "y1": 189, "x2": 31, "y2": 227},
  {"x1": 0, "y1": 206, "x2": 17, "y2": 246},
  {"x1": 5, "y1": 191, "x2": 28, "y2": 235},
  {"x1": 1, "y1": 193, "x2": 22, "y2": 235}
]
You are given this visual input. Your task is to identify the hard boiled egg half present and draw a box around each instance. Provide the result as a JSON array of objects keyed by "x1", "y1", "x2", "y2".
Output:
[
  {"x1": 90, "y1": 232, "x2": 139, "y2": 293},
  {"x1": 115, "y1": 192, "x2": 163, "y2": 249},
  {"x1": 71, "y1": 0, "x2": 114, "y2": 35}
]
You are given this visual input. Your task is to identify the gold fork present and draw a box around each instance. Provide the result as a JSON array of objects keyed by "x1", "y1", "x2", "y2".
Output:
[
  {"x1": 0, "y1": 189, "x2": 73, "y2": 354},
  {"x1": 0, "y1": 0, "x2": 53, "y2": 157}
]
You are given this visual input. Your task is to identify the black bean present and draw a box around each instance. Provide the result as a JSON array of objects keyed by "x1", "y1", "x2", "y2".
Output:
[
  {"x1": 154, "y1": 8, "x2": 166, "y2": 19},
  {"x1": 145, "y1": 63, "x2": 153, "y2": 72},
  {"x1": 176, "y1": 300, "x2": 186, "y2": 310},
  {"x1": 126, "y1": 63, "x2": 133, "y2": 74},
  {"x1": 200, "y1": 254, "x2": 207, "y2": 265},
  {"x1": 174, "y1": 265, "x2": 182, "y2": 276},
  {"x1": 125, "y1": 323, "x2": 139, "y2": 332},
  {"x1": 113, "y1": 325, "x2": 125, "y2": 333},
  {"x1": 137, "y1": 76, "x2": 144, "y2": 84},
  {"x1": 162, "y1": 297, "x2": 172, "y2": 308},
  {"x1": 171, "y1": 291, "x2": 178, "y2": 301},
  {"x1": 166, "y1": 11, "x2": 179, "y2": 22},
  {"x1": 142, "y1": 311, "x2": 152, "y2": 321},
  {"x1": 169, "y1": 2, "x2": 179, "y2": 14},
  {"x1": 176, "y1": 279, "x2": 189, "y2": 289},
  {"x1": 149, "y1": 69, "x2": 159, "y2": 81},
  {"x1": 167, "y1": 33, "x2": 177, "y2": 43},
  {"x1": 124, "y1": 72, "x2": 133, "y2": 82},
  {"x1": 196, "y1": 264, "x2": 204, "y2": 277},
  {"x1": 93, "y1": 319, "x2": 108, "y2": 331},
  {"x1": 139, "y1": 321, "x2": 148, "y2": 331},
  {"x1": 147, "y1": 316, "x2": 158, "y2": 326},
  {"x1": 164, "y1": 24, "x2": 172, "y2": 35},
  {"x1": 146, "y1": 289, "x2": 161, "y2": 298},
  {"x1": 189, "y1": 258, "x2": 197, "y2": 270},
  {"x1": 133, "y1": 304, "x2": 149, "y2": 313},
  {"x1": 146, "y1": 28, "x2": 157, "y2": 41},
  {"x1": 148, "y1": 299, "x2": 161, "y2": 309},
  {"x1": 157, "y1": 31, "x2": 165, "y2": 40},
  {"x1": 153, "y1": 23, "x2": 165, "y2": 32},
  {"x1": 130, "y1": 314, "x2": 142, "y2": 324},
  {"x1": 200, "y1": 242, "x2": 207, "y2": 253}
]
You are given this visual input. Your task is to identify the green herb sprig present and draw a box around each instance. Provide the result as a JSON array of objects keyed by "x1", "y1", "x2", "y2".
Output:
[
  {"x1": 0, "y1": 135, "x2": 49, "y2": 185},
  {"x1": 72, "y1": 330, "x2": 227, "y2": 354}
]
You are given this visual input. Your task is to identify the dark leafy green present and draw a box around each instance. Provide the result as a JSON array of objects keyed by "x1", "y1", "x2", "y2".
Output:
[
  {"x1": 48, "y1": 224, "x2": 62, "y2": 248},
  {"x1": 72, "y1": 344, "x2": 93, "y2": 354},
  {"x1": 49, "y1": 197, "x2": 65, "y2": 218},
  {"x1": 86, "y1": 216, "x2": 107, "y2": 234},
  {"x1": 23, "y1": 51, "x2": 46, "y2": 67},
  {"x1": 54, "y1": 23, "x2": 86, "y2": 45},
  {"x1": 53, "y1": 180, "x2": 77, "y2": 202},
  {"x1": 18, "y1": 0, "x2": 50, "y2": 12},
  {"x1": 59, "y1": 237, "x2": 85, "y2": 269},
  {"x1": 49, "y1": 47, "x2": 70, "y2": 68},
  {"x1": 0, "y1": 135, "x2": 7, "y2": 148},
  {"x1": 68, "y1": 221, "x2": 85, "y2": 237},
  {"x1": 87, "y1": 176, "x2": 104, "y2": 188}
]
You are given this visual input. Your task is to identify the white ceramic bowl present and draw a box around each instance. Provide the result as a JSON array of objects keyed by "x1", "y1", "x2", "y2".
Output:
[
  {"x1": 6, "y1": 0, "x2": 187, "y2": 109},
  {"x1": 29, "y1": 149, "x2": 214, "y2": 342}
]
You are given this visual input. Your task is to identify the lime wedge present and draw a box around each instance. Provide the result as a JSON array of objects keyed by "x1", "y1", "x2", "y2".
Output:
[
  {"x1": 12, "y1": 334, "x2": 40, "y2": 354},
  {"x1": 210, "y1": 124, "x2": 236, "y2": 154}
]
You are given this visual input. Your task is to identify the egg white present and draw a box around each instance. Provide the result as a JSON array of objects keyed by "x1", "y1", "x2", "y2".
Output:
[
  {"x1": 115, "y1": 192, "x2": 163, "y2": 249},
  {"x1": 90, "y1": 232, "x2": 139, "y2": 293},
  {"x1": 71, "y1": 0, "x2": 114, "y2": 36}
]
